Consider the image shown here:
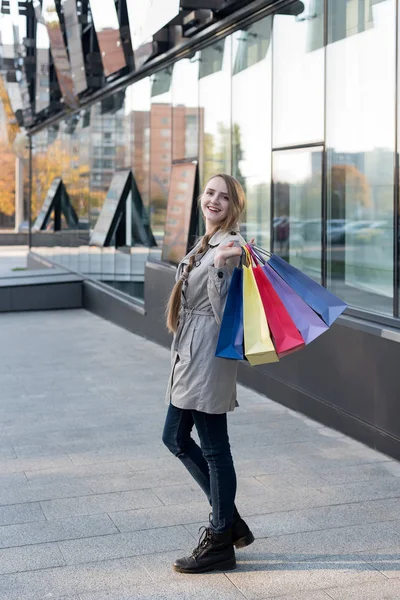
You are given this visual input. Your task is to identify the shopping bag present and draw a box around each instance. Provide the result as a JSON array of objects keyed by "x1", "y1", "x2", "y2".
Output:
[
  {"x1": 215, "y1": 267, "x2": 244, "y2": 360},
  {"x1": 262, "y1": 263, "x2": 329, "y2": 344},
  {"x1": 268, "y1": 253, "x2": 347, "y2": 326},
  {"x1": 252, "y1": 264, "x2": 305, "y2": 357},
  {"x1": 242, "y1": 248, "x2": 279, "y2": 366}
]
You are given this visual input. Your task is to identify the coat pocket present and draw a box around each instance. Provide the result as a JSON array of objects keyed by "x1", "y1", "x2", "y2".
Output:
[{"x1": 177, "y1": 325, "x2": 195, "y2": 364}]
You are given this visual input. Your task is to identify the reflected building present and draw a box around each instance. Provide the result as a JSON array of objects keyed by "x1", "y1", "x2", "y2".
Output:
[{"x1": 1, "y1": 0, "x2": 400, "y2": 461}]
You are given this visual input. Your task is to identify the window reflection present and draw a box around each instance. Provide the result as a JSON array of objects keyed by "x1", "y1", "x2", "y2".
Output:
[
  {"x1": 232, "y1": 17, "x2": 272, "y2": 249},
  {"x1": 199, "y1": 39, "x2": 231, "y2": 186},
  {"x1": 326, "y1": 0, "x2": 394, "y2": 315},
  {"x1": 150, "y1": 68, "x2": 172, "y2": 245},
  {"x1": 128, "y1": 79, "x2": 151, "y2": 211},
  {"x1": 89, "y1": 0, "x2": 126, "y2": 77},
  {"x1": 273, "y1": 148, "x2": 323, "y2": 283},
  {"x1": 273, "y1": 0, "x2": 324, "y2": 147},
  {"x1": 172, "y1": 56, "x2": 199, "y2": 161}
]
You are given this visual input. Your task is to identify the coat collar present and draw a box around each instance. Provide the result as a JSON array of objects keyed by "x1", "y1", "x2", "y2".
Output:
[
  {"x1": 208, "y1": 227, "x2": 241, "y2": 247},
  {"x1": 181, "y1": 227, "x2": 241, "y2": 264}
]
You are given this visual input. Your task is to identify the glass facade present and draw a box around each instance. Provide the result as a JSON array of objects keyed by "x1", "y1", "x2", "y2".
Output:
[
  {"x1": 0, "y1": 0, "x2": 397, "y2": 322},
  {"x1": 326, "y1": 0, "x2": 395, "y2": 315}
]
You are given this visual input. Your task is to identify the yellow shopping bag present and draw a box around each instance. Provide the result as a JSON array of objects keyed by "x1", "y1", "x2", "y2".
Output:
[{"x1": 242, "y1": 246, "x2": 279, "y2": 366}]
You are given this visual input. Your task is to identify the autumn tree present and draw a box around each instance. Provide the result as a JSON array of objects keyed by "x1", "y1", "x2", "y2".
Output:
[{"x1": 0, "y1": 140, "x2": 16, "y2": 217}]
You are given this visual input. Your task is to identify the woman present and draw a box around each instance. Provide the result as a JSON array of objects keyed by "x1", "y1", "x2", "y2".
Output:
[{"x1": 162, "y1": 173, "x2": 254, "y2": 574}]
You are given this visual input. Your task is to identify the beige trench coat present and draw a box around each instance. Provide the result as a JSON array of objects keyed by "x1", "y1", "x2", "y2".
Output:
[{"x1": 165, "y1": 228, "x2": 244, "y2": 414}]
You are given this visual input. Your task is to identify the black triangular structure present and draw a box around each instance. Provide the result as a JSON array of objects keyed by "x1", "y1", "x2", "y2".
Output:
[
  {"x1": 130, "y1": 175, "x2": 157, "y2": 248},
  {"x1": 32, "y1": 178, "x2": 78, "y2": 232},
  {"x1": 90, "y1": 170, "x2": 156, "y2": 248},
  {"x1": 90, "y1": 170, "x2": 132, "y2": 247}
]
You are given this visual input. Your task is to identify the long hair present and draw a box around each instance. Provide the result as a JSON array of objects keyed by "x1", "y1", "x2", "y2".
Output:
[{"x1": 165, "y1": 174, "x2": 246, "y2": 333}]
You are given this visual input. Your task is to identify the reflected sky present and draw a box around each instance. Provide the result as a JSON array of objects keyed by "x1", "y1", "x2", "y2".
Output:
[{"x1": 127, "y1": 0, "x2": 180, "y2": 50}]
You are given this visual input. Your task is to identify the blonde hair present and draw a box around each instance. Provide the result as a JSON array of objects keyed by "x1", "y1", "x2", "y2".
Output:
[{"x1": 165, "y1": 174, "x2": 246, "y2": 333}]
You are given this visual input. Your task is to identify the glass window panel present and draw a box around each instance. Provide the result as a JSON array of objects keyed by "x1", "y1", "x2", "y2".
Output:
[
  {"x1": 129, "y1": 78, "x2": 151, "y2": 210},
  {"x1": 273, "y1": 0, "x2": 324, "y2": 147},
  {"x1": 273, "y1": 147, "x2": 323, "y2": 283},
  {"x1": 89, "y1": 0, "x2": 126, "y2": 77},
  {"x1": 232, "y1": 17, "x2": 272, "y2": 249},
  {"x1": 172, "y1": 55, "x2": 199, "y2": 161},
  {"x1": 61, "y1": 0, "x2": 87, "y2": 94},
  {"x1": 199, "y1": 37, "x2": 232, "y2": 187},
  {"x1": 150, "y1": 68, "x2": 172, "y2": 247},
  {"x1": 326, "y1": 0, "x2": 395, "y2": 315}
]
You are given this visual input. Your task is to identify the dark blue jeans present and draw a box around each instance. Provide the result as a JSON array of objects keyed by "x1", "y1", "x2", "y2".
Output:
[{"x1": 162, "y1": 402, "x2": 238, "y2": 533}]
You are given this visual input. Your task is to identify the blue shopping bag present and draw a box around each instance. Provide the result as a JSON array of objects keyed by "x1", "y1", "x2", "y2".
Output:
[
  {"x1": 215, "y1": 267, "x2": 244, "y2": 360},
  {"x1": 268, "y1": 254, "x2": 347, "y2": 326}
]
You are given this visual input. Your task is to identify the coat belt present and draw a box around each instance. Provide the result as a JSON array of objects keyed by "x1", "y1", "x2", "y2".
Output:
[{"x1": 180, "y1": 306, "x2": 214, "y2": 317}]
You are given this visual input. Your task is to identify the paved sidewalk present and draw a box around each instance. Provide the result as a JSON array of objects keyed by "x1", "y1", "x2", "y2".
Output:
[{"x1": 0, "y1": 309, "x2": 399, "y2": 600}]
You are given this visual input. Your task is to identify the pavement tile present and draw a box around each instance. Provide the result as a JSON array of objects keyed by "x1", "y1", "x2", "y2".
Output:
[
  {"x1": 40, "y1": 489, "x2": 162, "y2": 520},
  {"x1": 25, "y1": 461, "x2": 134, "y2": 484},
  {"x1": 58, "y1": 525, "x2": 194, "y2": 564},
  {"x1": 0, "y1": 501, "x2": 46, "y2": 526},
  {"x1": 109, "y1": 500, "x2": 211, "y2": 532},
  {"x1": 324, "y1": 578, "x2": 400, "y2": 599},
  {"x1": 253, "y1": 522, "x2": 400, "y2": 560},
  {"x1": 0, "y1": 542, "x2": 65, "y2": 575},
  {"x1": 78, "y1": 576, "x2": 246, "y2": 600},
  {"x1": 260, "y1": 593, "x2": 331, "y2": 600},
  {"x1": 151, "y1": 483, "x2": 208, "y2": 506},
  {"x1": 85, "y1": 468, "x2": 194, "y2": 494},
  {"x1": 301, "y1": 497, "x2": 400, "y2": 529},
  {"x1": 0, "y1": 555, "x2": 149, "y2": 599},
  {"x1": 226, "y1": 548, "x2": 386, "y2": 599},
  {"x1": 0, "y1": 514, "x2": 118, "y2": 548},
  {"x1": 0, "y1": 455, "x2": 74, "y2": 475},
  {"x1": 0, "y1": 480, "x2": 94, "y2": 506},
  {"x1": 358, "y1": 547, "x2": 400, "y2": 578}
]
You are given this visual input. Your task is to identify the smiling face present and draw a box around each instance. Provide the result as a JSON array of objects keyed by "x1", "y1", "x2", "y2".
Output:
[{"x1": 200, "y1": 177, "x2": 230, "y2": 232}]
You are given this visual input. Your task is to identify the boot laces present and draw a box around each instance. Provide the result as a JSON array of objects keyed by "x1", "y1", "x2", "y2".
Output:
[{"x1": 191, "y1": 526, "x2": 212, "y2": 558}]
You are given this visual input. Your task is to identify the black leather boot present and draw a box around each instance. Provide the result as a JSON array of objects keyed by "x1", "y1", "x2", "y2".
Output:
[
  {"x1": 207, "y1": 511, "x2": 255, "y2": 549},
  {"x1": 173, "y1": 526, "x2": 236, "y2": 574},
  {"x1": 232, "y1": 515, "x2": 255, "y2": 549}
]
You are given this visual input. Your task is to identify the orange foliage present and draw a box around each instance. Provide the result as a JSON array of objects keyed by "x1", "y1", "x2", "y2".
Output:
[{"x1": 0, "y1": 140, "x2": 16, "y2": 216}]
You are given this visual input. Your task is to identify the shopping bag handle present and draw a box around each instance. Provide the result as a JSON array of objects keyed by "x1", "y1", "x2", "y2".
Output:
[
  {"x1": 252, "y1": 243, "x2": 272, "y2": 258},
  {"x1": 246, "y1": 243, "x2": 266, "y2": 265}
]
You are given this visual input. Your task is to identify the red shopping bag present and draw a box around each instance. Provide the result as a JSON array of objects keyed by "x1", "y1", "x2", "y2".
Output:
[{"x1": 252, "y1": 263, "x2": 305, "y2": 357}]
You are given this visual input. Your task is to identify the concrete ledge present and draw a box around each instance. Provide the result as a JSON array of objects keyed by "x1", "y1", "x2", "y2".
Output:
[{"x1": 0, "y1": 259, "x2": 83, "y2": 312}]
